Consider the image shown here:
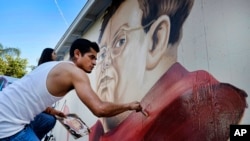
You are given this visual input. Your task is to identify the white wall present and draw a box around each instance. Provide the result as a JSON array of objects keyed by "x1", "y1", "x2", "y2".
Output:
[
  {"x1": 178, "y1": 0, "x2": 250, "y2": 124},
  {"x1": 52, "y1": 0, "x2": 250, "y2": 140}
]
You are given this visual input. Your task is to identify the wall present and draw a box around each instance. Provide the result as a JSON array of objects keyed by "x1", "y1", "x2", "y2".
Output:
[
  {"x1": 52, "y1": 0, "x2": 250, "y2": 140},
  {"x1": 179, "y1": 0, "x2": 250, "y2": 124}
]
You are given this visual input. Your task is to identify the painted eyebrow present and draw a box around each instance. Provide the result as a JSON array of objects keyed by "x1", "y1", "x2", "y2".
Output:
[
  {"x1": 112, "y1": 23, "x2": 129, "y2": 41},
  {"x1": 100, "y1": 23, "x2": 130, "y2": 48}
]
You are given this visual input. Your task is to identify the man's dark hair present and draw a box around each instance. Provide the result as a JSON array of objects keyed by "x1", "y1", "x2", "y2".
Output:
[
  {"x1": 70, "y1": 38, "x2": 100, "y2": 59},
  {"x1": 38, "y1": 48, "x2": 54, "y2": 65},
  {"x1": 99, "y1": 0, "x2": 194, "y2": 44}
]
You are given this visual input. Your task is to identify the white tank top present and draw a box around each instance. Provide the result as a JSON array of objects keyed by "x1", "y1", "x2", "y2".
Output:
[{"x1": 0, "y1": 61, "x2": 69, "y2": 138}]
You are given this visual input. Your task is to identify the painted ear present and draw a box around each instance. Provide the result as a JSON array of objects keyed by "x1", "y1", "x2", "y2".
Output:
[{"x1": 146, "y1": 15, "x2": 170, "y2": 69}]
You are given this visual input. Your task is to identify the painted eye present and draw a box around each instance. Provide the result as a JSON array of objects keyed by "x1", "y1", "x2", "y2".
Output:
[
  {"x1": 115, "y1": 36, "x2": 126, "y2": 48},
  {"x1": 112, "y1": 33, "x2": 127, "y2": 56}
]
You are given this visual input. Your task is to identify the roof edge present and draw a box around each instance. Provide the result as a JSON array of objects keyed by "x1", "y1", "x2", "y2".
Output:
[{"x1": 54, "y1": 0, "x2": 96, "y2": 51}]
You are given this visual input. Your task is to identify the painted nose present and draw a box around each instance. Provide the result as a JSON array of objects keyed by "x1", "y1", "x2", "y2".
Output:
[{"x1": 101, "y1": 54, "x2": 112, "y2": 71}]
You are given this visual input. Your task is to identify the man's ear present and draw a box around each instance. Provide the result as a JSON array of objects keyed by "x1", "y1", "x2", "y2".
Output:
[
  {"x1": 146, "y1": 15, "x2": 170, "y2": 69},
  {"x1": 74, "y1": 49, "x2": 81, "y2": 59}
]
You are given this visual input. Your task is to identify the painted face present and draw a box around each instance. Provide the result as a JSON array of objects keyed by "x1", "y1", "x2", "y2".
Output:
[
  {"x1": 96, "y1": 0, "x2": 148, "y2": 104},
  {"x1": 96, "y1": 0, "x2": 176, "y2": 131}
]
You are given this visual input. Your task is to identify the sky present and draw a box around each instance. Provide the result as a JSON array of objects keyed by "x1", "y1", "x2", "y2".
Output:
[{"x1": 0, "y1": 0, "x2": 87, "y2": 70}]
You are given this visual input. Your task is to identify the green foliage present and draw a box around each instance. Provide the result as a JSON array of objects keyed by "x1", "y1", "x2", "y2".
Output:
[
  {"x1": 0, "y1": 57, "x2": 8, "y2": 75},
  {"x1": 0, "y1": 43, "x2": 27, "y2": 78},
  {"x1": 4, "y1": 55, "x2": 28, "y2": 78}
]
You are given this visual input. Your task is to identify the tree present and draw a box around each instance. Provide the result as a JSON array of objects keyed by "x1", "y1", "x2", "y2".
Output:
[
  {"x1": 0, "y1": 43, "x2": 27, "y2": 78},
  {"x1": 0, "y1": 55, "x2": 28, "y2": 78},
  {"x1": 0, "y1": 57, "x2": 8, "y2": 75},
  {"x1": 6, "y1": 55, "x2": 28, "y2": 78},
  {"x1": 0, "y1": 43, "x2": 21, "y2": 57}
]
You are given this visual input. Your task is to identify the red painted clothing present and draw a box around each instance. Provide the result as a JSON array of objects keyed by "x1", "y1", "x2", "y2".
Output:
[{"x1": 89, "y1": 63, "x2": 247, "y2": 141}]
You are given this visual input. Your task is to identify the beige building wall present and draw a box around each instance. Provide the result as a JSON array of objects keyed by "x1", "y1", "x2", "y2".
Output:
[{"x1": 52, "y1": 0, "x2": 250, "y2": 140}]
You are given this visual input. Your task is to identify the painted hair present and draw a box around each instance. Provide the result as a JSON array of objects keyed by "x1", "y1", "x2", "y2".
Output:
[{"x1": 99, "y1": 0, "x2": 194, "y2": 44}]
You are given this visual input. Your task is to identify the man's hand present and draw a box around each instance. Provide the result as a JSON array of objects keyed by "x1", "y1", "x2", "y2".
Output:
[
  {"x1": 129, "y1": 101, "x2": 142, "y2": 111},
  {"x1": 56, "y1": 111, "x2": 66, "y2": 118},
  {"x1": 44, "y1": 107, "x2": 66, "y2": 118},
  {"x1": 129, "y1": 101, "x2": 148, "y2": 116}
]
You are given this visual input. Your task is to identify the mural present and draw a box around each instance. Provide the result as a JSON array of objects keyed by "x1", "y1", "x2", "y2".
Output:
[{"x1": 88, "y1": 0, "x2": 248, "y2": 141}]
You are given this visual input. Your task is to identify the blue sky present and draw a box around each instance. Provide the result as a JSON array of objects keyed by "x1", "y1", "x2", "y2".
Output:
[{"x1": 0, "y1": 0, "x2": 87, "y2": 70}]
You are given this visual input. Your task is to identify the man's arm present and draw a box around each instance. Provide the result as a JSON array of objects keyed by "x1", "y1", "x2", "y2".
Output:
[
  {"x1": 71, "y1": 68, "x2": 142, "y2": 117},
  {"x1": 44, "y1": 107, "x2": 66, "y2": 117}
]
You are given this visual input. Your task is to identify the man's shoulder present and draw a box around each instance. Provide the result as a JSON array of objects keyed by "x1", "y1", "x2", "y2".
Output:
[
  {"x1": 52, "y1": 61, "x2": 76, "y2": 70},
  {"x1": 56, "y1": 61, "x2": 75, "y2": 66},
  {"x1": 52, "y1": 61, "x2": 86, "y2": 79}
]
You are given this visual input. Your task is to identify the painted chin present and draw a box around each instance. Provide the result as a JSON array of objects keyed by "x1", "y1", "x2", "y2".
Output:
[
  {"x1": 97, "y1": 87, "x2": 109, "y2": 101},
  {"x1": 97, "y1": 79, "x2": 115, "y2": 101}
]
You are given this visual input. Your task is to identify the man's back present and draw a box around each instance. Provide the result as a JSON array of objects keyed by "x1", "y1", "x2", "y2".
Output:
[{"x1": 0, "y1": 61, "x2": 66, "y2": 138}]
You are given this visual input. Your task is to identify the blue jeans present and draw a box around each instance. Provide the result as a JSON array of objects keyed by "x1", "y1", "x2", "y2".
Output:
[
  {"x1": 0, "y1": 112, "x2": 56, "y2": 141},
  {"x1": 30, "y1": 112, "x2": 56, "y2": 139},
  {"x1": 0, "y1": 126, "x2": 39, "y2": 141}
]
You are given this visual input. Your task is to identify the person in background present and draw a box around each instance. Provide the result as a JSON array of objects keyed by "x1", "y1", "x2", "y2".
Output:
[
  {"x1": 29, "y1": 48, "x2": 65, "y2": 140},
  {"x1": 0, "y1": 38, "x2": 142, "y2": 141},
  {"x1": 37, "y1": 48, "x2": 57, "y2": 66}
]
